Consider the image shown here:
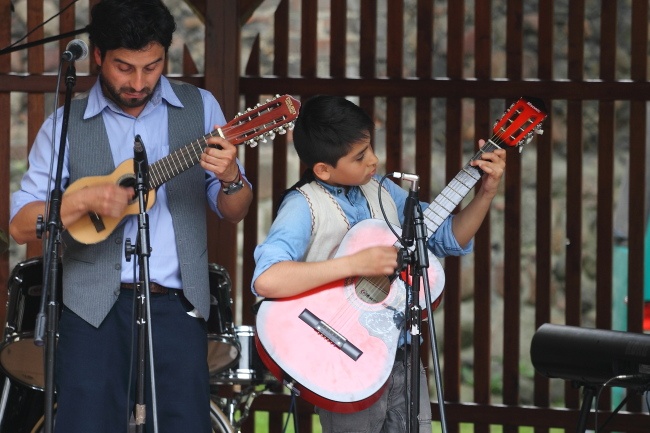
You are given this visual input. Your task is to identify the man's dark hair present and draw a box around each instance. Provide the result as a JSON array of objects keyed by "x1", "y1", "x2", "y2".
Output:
[
  {"x1": 292, "y1": 95, "x2": 375, "y2": 168},
  {"x1": 88, "y1": 0, "x2": 176, "y2": 57}
]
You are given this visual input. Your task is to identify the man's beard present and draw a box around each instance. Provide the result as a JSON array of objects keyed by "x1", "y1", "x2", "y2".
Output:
[{"x1": 100, "y1": 74, "x2": 153, "y2": 109}]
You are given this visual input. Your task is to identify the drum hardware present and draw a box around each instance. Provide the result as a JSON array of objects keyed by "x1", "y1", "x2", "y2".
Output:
[
  {"x1": 211, "y1": 382, "x2": 277, "y2": 432},
  {"x1": 0, "y1": 259, "x2": 280, "y2": 433},
  {"x1": 211, "y1": 325, "x2": 274, "y2": 386},
  {"x1": 27, "y1": 400, "x2": 234, "y2": 433},
  {"x1": 0, "y1": 257, "x2": 61, "y2": 391}
]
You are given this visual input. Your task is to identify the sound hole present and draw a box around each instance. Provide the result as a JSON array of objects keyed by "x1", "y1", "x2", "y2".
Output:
[
  {"x1": 118, "y1": 174, "x2": 138, "y2": 205},
  {"x1": 355, "y1": 276, "x2": 389, "y2": 304}
]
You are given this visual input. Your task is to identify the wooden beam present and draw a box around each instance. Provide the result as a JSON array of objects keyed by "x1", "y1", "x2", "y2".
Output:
[{"x1": 183, "y1": 0, "x2": 264, "y2": 25}]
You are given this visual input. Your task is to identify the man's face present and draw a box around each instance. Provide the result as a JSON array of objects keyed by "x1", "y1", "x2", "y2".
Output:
[{"x1": 94, "y1": 42, "x2": 166, "y2": 117}]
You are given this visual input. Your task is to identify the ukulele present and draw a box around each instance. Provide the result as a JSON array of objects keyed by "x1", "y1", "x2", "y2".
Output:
[{"x1": 64, "y1": 94, "x2": 300, "y2": 244}]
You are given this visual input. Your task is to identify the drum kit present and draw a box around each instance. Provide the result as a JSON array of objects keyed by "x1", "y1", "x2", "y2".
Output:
[{"x1": 0, "y1": 256, "x2": 277, "y2": 433}]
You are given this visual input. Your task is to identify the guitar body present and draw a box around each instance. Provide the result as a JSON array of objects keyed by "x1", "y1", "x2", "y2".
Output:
[
  {"x1": 255, "y1": 219, "x2": 445, "y2": 413},
  {"x1": 64, "y1": 159, "x2": 157, "y2": 244}
]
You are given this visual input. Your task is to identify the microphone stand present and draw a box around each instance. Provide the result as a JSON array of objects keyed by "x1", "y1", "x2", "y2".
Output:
[
  {"x1": 124, "y1": 137, "x2": 159, "y2": 433},
  {"x1": 0, "y1": 27, "x2": 88, "y2": 56},
  {"x1": 33, "y1": 61, "x2": 78, "y2": 433},
  {"x1": 400, "y1": 184, "x2": 448, "y2": 433}
]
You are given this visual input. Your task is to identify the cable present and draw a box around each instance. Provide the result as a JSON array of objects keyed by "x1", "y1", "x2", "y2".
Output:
[
  {"x1": 377, "y1": 174, "x2": 406, "y2": 243},
  {"x1": 1, "y1": 0, "x2": 81, "y2": 51},
  {"x1": 281, "y1": 391, "x2": 298, "y2": 433}
]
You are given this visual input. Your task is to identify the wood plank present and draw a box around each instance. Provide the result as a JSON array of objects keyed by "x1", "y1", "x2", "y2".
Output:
[{"x1": 502, "y1": 1, "x2": 524, "y2": 420}]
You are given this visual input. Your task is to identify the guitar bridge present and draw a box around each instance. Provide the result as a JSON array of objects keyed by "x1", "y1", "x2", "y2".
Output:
[
  {"x1": 299, "y1": 309, "x2": 362, "y2": 361},
  {"x1": 89, "y1": 211, "x2": 106, "y2": 232}
]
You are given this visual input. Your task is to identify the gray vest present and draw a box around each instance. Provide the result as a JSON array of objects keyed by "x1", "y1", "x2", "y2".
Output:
[{"x1": 62, "y1": 81, "x2": 210, "y2": 327}]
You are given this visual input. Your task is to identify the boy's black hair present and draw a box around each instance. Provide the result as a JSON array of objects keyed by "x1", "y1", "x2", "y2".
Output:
[
  {"x1": 278, "y1": 95, "x2": 375, "y2": 210},
  {"x1": 88, "y1": 0, "x2": 176, "y2": 57},
  {"x1": 292, "y1": 95, "x2": 375, "y2": 168}
]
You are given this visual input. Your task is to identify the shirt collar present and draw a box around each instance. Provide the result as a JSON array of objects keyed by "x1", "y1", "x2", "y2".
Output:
[
  {"x1": 316, "y1": 179, "x2": 361, "y2": 199},
  {"x1": 82, "y1": 75, "x2": 183, "y2": 119}
]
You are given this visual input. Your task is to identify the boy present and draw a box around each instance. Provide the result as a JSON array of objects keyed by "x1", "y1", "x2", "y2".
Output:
[{"x1": 252, "y1": 95, "x2": 505, "y2": 432}]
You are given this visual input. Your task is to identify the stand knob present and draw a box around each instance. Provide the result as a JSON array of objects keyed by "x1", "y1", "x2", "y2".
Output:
[{"x1": 124, "y1": 238, "x2": 135, "y2": 261}]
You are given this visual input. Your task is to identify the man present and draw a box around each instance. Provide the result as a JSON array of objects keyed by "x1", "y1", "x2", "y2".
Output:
[{"x1": 9, "y1": 1, "x2": 252, "y2": 432}]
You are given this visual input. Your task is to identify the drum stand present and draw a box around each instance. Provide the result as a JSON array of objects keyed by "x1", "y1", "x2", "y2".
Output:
[
  {"x1": 124, "y1": 135, "x2": 159, "y2": 433},
  {"x1": 399, "y1": 181, "x2": 449, "y2": 433}
]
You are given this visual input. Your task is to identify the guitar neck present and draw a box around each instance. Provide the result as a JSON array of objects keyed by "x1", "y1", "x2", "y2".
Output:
[
  {"x1": 422, "y1": 139, "x2": 502, "y2": 236},
  {"x1": 146, "y1": 130, "x2": 219, "y2": 189}
]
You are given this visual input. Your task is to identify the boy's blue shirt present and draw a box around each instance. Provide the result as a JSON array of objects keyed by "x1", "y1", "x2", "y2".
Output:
[{"x1": 252, "y1": 174, "x2": 473, "y2": 296}]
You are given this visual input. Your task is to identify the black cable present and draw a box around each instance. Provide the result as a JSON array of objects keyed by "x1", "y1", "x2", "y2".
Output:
[
  {"x1": 281, "y1": 391, "x2": 297, "y2": 433},
  {"x1": 1, "y1": 0, "x2": 81, "y2": 51},
  {"x1": 377, "y1": 174, "x2": 406, "y2": 244}
]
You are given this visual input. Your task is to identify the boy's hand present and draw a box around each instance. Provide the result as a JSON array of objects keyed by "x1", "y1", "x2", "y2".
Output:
[
  {"x1": 348, "y1": 246, "x2": 399, "y2": 277},
  {"x1": 470, "y1": 139, "x2": 506, "y2": 198}
]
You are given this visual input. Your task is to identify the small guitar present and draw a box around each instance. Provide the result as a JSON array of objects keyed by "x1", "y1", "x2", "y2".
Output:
[
  {"x1": 65, "y1": 94, "x2": 300, "y2": 244},
  {"x1": 254, "y1": 96, "x2": 547, "y2": 413}
]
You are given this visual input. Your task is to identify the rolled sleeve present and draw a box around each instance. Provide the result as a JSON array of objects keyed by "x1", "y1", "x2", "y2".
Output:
[
  {"x1": 428, "y1": 215, "x2": 473, "y2": 257},
  {"x1": 251, "y1": 191, "x2": 312, "y2": 296}
]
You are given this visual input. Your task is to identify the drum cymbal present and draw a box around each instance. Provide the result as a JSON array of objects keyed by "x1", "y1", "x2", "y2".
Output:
[{"x1": 0, "y1": 229, "x2": 7, "y2": 254}]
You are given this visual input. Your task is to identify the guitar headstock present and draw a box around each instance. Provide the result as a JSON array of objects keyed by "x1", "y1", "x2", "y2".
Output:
[
  {"x1": 492, "y1": 96, "x2": 547, "y2": 151},
  {"x1": 223, "y1": 94, "x2": 301, "y2": 147}
]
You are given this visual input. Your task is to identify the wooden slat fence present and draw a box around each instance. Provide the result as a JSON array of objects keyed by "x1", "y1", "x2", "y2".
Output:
[{"x1": 1, "y1": 1, "x2": 650, "y2": 432}]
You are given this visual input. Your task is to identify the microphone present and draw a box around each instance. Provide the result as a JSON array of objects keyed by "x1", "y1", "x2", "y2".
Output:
[
  {"x1": 390, "y1": 172, "x2": 419, "y2": 183},
  {"x1": 61, "y1": 39, "x2": 88, "y2": 62},
  {"x1": 391, "y1": 172, "x2": 419, "y2": 247},
  {"x1": 133, "y1": 135, "x2": 148, "y2": 187}
]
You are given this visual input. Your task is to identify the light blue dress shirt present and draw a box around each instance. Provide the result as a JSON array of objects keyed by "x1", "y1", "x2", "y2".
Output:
[
  {"x1": 252, "y1": 174, "x2": 473, "y2": 296},
  {"x1": 11, "y1": 76, "x2": 246, "y2": 289}
]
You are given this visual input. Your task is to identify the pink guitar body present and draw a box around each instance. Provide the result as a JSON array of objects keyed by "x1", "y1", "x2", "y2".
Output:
[{"x1": 255, "y1": 219, "x2": 445, "y2": 413}]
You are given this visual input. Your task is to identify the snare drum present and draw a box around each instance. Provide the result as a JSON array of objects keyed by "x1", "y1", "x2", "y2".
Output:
[
  {"x1": 0, "y1": 257, "x2": 61, "y2": 390},
  {"x1": 206, "y1": 264, "x2": 239, "y2": 376},
  {"x1": 211, "y1": 326, "x2": 270, "y2": 386}
]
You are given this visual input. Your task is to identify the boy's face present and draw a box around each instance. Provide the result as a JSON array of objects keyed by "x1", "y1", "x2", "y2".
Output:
[{"x1": 319, "y1": 137, "x2": 379, "y2": 187}]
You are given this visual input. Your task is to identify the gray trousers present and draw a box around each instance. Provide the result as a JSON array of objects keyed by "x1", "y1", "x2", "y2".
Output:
[{"x1": 316, "y1": 349, "x2": 433, "y2": 433}]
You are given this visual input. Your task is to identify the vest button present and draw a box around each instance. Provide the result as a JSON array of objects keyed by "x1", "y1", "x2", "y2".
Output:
[
  {"x1": 115, "y1": 237, "x2": 122, "y2": 244},
  {"x1": 115, "y1": 264, "x2": 121, "y2": 270}
]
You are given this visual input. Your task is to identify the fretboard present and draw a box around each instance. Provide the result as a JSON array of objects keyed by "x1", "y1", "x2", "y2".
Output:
[
  {"x1": 422, "y1": 139, "x2": 502, "y2": 236},
  {"x1": 146, "y1": 130, "x2": 220, "y2": 190}
]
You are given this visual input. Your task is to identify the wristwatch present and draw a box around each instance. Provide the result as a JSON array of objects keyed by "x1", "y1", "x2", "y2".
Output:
[{"x1": 221, "y1": 173, "x2": 244, "y2": 195}]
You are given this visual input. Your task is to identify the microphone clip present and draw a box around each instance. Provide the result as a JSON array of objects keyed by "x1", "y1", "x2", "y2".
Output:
[{"x1": 133, "y1": 135, "x2": 148, "y2": 192}]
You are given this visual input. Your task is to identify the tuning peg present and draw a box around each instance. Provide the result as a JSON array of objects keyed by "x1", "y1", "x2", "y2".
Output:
[
  {"x1": 288, "y1": 122, "x2": 295, "y2": 131},
  {"x1": 277, "y1": 126, "x2": 287, "y2": 135},
  {"x1": 536, "y1": 129, "x2": 544, "y2": 135},
  {"x1": 267, "y1": 131, "x2": 276, "y2": 140}
]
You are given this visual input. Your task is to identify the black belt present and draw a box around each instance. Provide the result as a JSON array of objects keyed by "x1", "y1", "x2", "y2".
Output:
[{"x1": 120, "y1": 282, "x2": 173, "y2": 295}]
